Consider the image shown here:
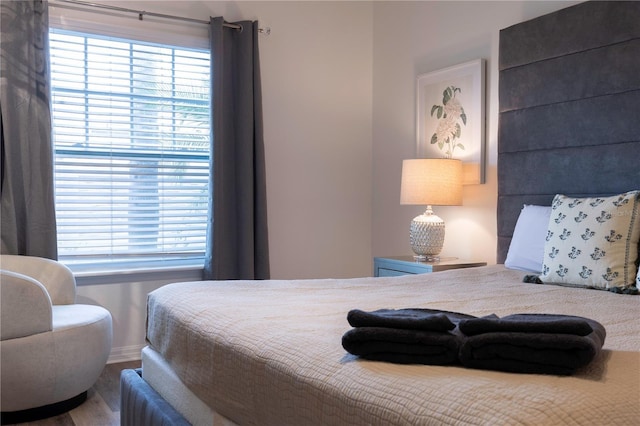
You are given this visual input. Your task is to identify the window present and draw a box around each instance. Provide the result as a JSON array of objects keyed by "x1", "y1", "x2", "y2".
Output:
[{"x1": 49, "y1": 29, "x2": 211, "y2": 271}]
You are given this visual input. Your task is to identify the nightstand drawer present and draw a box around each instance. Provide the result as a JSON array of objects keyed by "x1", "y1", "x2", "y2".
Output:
[
  {"x1": 373, "y1": 256, "x2": 486, "y2": 277},
  {"x1": 376, "y1": 267, "x2": 410, "y2": 277}
]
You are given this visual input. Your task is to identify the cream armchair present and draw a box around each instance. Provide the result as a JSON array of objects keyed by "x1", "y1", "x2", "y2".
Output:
[{"x1": 0, "y1": 255, "x2": 113, "y2": 422}]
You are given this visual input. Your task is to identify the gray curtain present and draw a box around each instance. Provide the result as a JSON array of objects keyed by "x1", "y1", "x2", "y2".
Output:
[
  {"x1": 204, "y1": 17, "x2": 270, "y2": 280},
  {"x1": 0, "y1": 0, "x2": 57, "y2": 259}
]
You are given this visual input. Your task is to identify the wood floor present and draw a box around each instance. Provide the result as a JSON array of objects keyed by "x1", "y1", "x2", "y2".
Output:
[{"x1": 4, "y1": 361, "x2": 141, "y2": 426}]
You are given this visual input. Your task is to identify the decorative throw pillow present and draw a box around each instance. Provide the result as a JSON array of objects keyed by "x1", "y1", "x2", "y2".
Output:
[
  {"x1": 505, "y1": 205, "x2": 551, "y2": 273},
  {"x1": 539, "y1": 191, "x2": 640, "y2": 293}
]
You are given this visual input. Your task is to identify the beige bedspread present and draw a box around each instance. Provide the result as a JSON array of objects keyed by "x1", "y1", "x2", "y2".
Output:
[{"x1": 146, "y1": 265, "x2": 640, "y2": 425}]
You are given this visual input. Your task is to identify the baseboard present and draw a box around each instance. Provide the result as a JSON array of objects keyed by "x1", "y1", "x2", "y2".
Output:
[{"x1": 108, "y1": 344, "x2": 144, "y2": 364}]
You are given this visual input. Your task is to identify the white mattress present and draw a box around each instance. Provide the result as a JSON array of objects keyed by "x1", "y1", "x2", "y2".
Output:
[
  {"x1": 141, "y1": 346, "x2": 237, "y2": 426},
  {"x1": 145, "y1": 265, "x2": 640, "y2": 425}
]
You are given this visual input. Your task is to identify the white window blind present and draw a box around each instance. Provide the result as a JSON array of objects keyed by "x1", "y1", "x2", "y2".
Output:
[{"x1": 49, "y1": 29, "x2": 211, "y2": 270}]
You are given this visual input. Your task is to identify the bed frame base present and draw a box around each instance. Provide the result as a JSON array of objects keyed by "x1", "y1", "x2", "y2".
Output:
[{"x1": 120, "y1": 369, "x2": 190, "y2": 426}]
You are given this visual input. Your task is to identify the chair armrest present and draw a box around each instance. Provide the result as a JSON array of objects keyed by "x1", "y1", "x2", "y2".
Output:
[
  {"x1": 0, "y1": 255, "x2": 76, "y2": 304},
  {"x1": 0, "y1": 270, "x2": 53, "y2": 340}
]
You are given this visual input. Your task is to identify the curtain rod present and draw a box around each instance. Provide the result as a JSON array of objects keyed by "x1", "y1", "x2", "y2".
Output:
[{"x1": 50, "y1": 0, "x2": 249, "y2": 31}]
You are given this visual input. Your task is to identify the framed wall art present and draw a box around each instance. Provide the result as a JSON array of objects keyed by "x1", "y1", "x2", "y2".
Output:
[{"x1": 416, "y1": 59, "x2": 486, "y2": 184}]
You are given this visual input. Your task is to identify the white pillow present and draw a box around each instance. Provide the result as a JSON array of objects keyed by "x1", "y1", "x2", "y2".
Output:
[
  {"x1": 505, "y1": 205, "x2": 552, "y2": 273},
  {"x1": 540, "y1": 191, "x2": 640, "y2": 293}
]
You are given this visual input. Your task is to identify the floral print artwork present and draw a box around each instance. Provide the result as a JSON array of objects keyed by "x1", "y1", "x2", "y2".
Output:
[{"x1": 430, "y1": 86, "x2": 467, "y2": 158}]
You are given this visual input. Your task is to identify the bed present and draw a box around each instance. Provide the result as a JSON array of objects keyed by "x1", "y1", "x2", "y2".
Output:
[
  {"x1": 121, "y1": 2, "x2": 640, "y2": 425},
  {"x1": 133, "y1": 265, "x2": 639, "y2": 425}
]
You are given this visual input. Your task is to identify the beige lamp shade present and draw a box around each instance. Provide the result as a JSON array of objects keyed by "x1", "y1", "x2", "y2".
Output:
[{"x1": 400, "y1": 159, "x2": 463, "y2": 206}]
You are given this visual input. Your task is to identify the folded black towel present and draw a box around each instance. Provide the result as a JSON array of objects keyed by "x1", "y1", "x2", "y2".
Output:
[
  {"x1": 342, "y1": 327, "x2": 462, "y2": 365},
  {"x1": 342, "y1": 309, "x2": 477, "y2": 365},
  {"x1": 458, "y1": 314, "x2": 606, "y2": 375},
  {"x1": 347, "y1": 308, "x2": 475, "y2": 331},
  {"x1": 459, "y1": 313, "x2": 595, "y2": 336}
]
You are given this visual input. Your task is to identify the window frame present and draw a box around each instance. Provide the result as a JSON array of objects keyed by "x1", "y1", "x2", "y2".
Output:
[{"x1": 48, "y1": 20, "x2": 211, "y2": 276}]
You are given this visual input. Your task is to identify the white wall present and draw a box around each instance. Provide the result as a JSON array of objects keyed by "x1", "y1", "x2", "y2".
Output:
[
  {"x1": 51, "y1": 0, "x2": 374, "y2": 362},
  {"x1": 371, "y1": 1, "x2": 580, "y2": 264}
]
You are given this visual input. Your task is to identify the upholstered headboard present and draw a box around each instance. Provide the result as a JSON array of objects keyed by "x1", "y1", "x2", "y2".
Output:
[{"x1": 496, "y1": 1, "x2": 640, "y2": 263}]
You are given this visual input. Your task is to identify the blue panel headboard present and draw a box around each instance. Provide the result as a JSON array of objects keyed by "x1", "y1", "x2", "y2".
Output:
[{"x1": 496, "y1": 1, "x2": 640, "y2": 263}]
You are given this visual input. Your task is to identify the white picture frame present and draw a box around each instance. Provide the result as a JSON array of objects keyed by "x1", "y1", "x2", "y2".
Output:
[{"x1": 416, "y1": 59, "x2": 486, "y2": 184}]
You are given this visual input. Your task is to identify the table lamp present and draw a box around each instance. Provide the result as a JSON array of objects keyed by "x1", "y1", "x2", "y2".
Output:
[{"x1": 400, "y1": 158, "x2": 463, "y2": 261}]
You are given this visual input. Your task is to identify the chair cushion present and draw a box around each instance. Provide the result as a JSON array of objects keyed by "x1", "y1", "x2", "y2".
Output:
[{"x1": 0, "y1": 304, "x2": 113, "y2": 412}]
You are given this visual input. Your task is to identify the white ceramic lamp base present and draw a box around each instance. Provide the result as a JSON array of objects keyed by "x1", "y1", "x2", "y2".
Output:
[{"x1": 409, "y1": 206, "x2": 445, "y2": 261}]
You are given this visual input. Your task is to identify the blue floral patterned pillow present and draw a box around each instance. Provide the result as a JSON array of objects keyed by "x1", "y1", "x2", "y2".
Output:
[{"x1": 539, "y1": 191, "x2": 640, "y2": 293}]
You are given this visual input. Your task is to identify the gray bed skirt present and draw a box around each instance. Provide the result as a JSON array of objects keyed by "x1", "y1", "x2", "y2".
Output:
[{"x1": 120, "y1": 369, "x2": 190, "y2": 426}]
